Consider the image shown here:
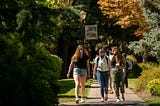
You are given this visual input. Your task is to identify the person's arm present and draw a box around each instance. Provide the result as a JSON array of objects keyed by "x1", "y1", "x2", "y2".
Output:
[
  {"x1": 122, "y1": 57, "x2": 126, "y2": 70},
  {"x1": 93, "y1": 62, "x2": 98, "y2": 80},
  {"x1": 86, "y1": 59, "x2": 90, "y2": 78},
  {"x1": 92, "y1": 57, "x2": 98, "y2": 80},
  {"x1": 107, "y1": 59, "x2": 111, "y2": 71},
  {"x1": 67, "y1": 60, "x2": 74, "y2": 78},
  {"x1": 128, "y1": 59, "x2": 133, "y2": 70}
]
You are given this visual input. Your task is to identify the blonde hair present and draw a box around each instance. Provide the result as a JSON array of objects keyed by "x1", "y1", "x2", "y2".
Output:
[{"x1": 71, "y1": 45, "x2": 89, "y2": 62}]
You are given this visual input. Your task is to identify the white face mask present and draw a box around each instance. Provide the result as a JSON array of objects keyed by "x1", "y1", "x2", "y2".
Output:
[{"x1": 80, "y1": 50, "x2": 83, "y2": 54}]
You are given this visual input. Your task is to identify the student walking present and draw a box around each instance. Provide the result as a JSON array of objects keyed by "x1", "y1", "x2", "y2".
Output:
[
  {"x1": 67, "y1": 45, "x2": 90, "y2": 103},
  {"x1": 122, "y1": 53, "x2": 133, "y2": 88},
  {"x1": 110, "y1": 47, "x2": 126, "y2": 103},
  {"x1": 102, "y1": 45, "x2": 114, "y2": 94},
  {"x1": 93, "y1": 48, "x2": 110, "y2": 102}
]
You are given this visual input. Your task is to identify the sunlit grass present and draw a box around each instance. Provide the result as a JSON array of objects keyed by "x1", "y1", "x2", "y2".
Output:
[
  {"x1": 144, "y1": 98, "x2": 160, "y2": 106},
  {"x1": 58, "y1": 78, "x2": 138, "y2": 103},
  {"x1": 58, "y1": 79, "x2": 92, "y2": 103},
  {"x1": 128, "y1": 78, "x2": 160, "y2": 106},
  {"x1": 59, "y1": 78, "x2": 160, "y2": 105},
  {"x1": 128, "y1": 78, "x2": 138, "y2": 89}
]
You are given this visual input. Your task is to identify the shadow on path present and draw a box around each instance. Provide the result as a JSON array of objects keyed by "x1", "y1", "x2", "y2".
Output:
[
  {"x1": 59, "y1": 101, "x2": 147, "y2": 106},
  {"x1": 59, "y1": 81, "x2": 148, "y2": 106}
]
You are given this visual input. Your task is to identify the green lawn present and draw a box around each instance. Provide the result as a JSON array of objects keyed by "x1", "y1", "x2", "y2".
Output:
[
  {"x1": 128, "y1": 78, "x2": 138, "y2": 89},
  {"x1": 58, "y1": 79, "x2": 92, "y2": 103},
  {"x1": 128, "y1": 78, "x2": 160, "y2": 106},
  {"x1": 145, "y1": 98, "x2": 160, "y2": 106}
]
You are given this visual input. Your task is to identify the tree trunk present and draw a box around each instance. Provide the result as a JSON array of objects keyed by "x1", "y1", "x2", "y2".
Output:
[
  {"x1": 142, "y1": 52, "x2": 147, "y2": 63},
  {"x1": 57, "y1": 36, "x2": 70, "y2": 78}
]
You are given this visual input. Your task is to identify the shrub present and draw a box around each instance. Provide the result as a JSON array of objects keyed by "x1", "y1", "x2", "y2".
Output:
[
  {"x1": 0, "y1": 37, "x2": 63, "y2": 106},
  {"x1": 130, "y1": 63, "x2": 154, "y2": 77},
  {"x1": 130, "y1": 63, "x2": 142, "y2": 77},
  {"x1": 135, "y1": 67, "x2": 160, "y2": 91},
  {"x1": 127, "y1": 55, "x2": 142, "y2": 77},
  {"x1": 138, "y1": 62, "x2": 158, "y2": 70},
  {"x1": 127, "y1": 55, "x2": 137, "y2": 63},
  {"x1": 147, "y1": 79, "x2": 160, "y2": 96}
]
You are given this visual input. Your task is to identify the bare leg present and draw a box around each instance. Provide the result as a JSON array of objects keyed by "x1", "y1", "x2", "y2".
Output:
[
  {"x1": 73, "y1": 75, "x2": 80, "y2": 99},
  {"x1": 79, "y1": 76, "x2": 86, "y2": 102}
]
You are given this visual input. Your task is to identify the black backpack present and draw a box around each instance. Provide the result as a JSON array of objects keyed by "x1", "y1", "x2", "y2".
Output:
[{"x1": 96, "y1": 56, "x2": 108, "y2": 65}]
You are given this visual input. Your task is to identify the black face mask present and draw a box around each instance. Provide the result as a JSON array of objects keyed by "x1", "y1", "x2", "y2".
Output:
[{"x1": 101, "y1": 56, "x2": 104, "y2": 58}]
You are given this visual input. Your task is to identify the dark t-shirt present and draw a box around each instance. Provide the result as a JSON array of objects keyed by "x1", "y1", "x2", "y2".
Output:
[
  {"x1": 74, "y1": 54, "x2": 89, "y2": 69},
  {"x1": 111, "y1": 59, "x2": 116, "y2": 68}
]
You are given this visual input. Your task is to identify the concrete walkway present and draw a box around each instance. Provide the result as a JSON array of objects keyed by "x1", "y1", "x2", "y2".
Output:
[{"x1": 59, "y1": 81, "x2": 148, "y2": 106}]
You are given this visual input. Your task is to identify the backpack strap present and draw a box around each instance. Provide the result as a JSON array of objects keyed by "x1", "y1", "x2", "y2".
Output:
[
  {"x1": 105, "y1": 56, "x2": 108, "y2": 64},
  {"x1": 96, "y1": 56, "x2": 108, "y2": 65},
  {"x1": 96, "y1": 56, "x2": 100, "y2": 65}
]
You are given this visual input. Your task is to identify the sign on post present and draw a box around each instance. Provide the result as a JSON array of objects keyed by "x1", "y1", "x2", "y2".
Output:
[{"x1": 85, "y1": 25, "x2": 98, "y2": 40}]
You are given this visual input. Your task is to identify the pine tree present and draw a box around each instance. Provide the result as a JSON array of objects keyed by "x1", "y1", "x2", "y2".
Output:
[{"x1": 129, "y1": 0, "x2": 160, "y2": 63}]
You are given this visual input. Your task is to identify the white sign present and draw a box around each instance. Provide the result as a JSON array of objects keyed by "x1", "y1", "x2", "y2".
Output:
[{"x1": 85, "y1": 25, "x2": 98, "y2": 40}]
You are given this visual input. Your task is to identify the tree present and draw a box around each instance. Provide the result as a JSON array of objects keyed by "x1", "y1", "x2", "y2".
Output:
[
  {"x1": 0, "y1": 0, "x2": 63, "y2": 105},
  {"x1": 97, "y1": 0, "x2": 148, "y2": 36},
  {"x1": 128, "y1": 0, "x2": 160, "y2": 63}
]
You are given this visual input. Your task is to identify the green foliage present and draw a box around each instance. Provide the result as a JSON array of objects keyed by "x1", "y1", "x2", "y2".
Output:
[
  {"x1": 147, "y1": 79, "x2": 160, "y2": 96},
  {"x1": 128, "y1": 40, "x2": 149, "y2": 62},
  {"x1": 0, "y1": 33, "x2": 63, "y2": 106},
  {"x1": 127, "y1": 55, "x2": 137, "y2": 63},
  {"x1": 135, "y1": 66, "x2": 160, "y2": 91},
  {"x1": 129, "y1": 0, "x2": 160, "y2": 62},
  {"x1": 16, "y1": 9, "x2": 32, "y2": 30},
  {"x1": 36, "y1": 0, "x2": 60, "y2": 9},
  {"x1": 138, "y1": 63, "x2": 158, "y2": 70},
  {"x1": 0, "y1": 0, "x2": 64, "y2": 105},
  {"x1": 16, "y1": 6, "x2": 64, "y2": 52},
  {"x1": 126, "y1": 55, "x2": 141, "y2": 77},
  {"x1": 130, "y1": 63, "x2": 142, "y2": 77},
  {"x1": 145, "y1": 98, "x2": 160, "y2": 106}
]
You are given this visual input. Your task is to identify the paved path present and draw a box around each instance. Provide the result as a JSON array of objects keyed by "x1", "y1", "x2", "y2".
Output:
[{"x1": 59, "y1": 81, "x2": 148, "y2": 106}]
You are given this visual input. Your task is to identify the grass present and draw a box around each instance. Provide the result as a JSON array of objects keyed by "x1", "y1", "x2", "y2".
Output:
[
  {"x1": 58, "y1": 77, "x2": 160, "y2": 105},
  {"x1": 128, "y1": 77, "x2": 138, "y2": 89},
  {"x1": 58, "y1": 78, "x2": 92, "y2": 103},
  {"x1": 144, "y1": 98, "x2": 160, "y2": 106},
  {"x1": 128, "y1": 77, "x2": 160, "y2": 106}
]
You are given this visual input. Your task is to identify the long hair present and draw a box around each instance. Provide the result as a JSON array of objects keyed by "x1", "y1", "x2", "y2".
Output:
[
  {"x1": 112, "y1": 47, "x2": 123, "y2": 64},
  {"x1": 71, "y1": 45, "x2": 88, "y2": 62}
]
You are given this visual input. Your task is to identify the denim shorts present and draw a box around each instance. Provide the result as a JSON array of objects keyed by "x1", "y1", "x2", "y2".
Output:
[{"x1": 73, "y1": 68, "x2": 87, "y2": 77}]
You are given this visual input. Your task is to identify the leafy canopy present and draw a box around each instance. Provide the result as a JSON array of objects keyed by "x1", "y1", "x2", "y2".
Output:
[
  {"x1": 128, "y1": 0, "x2": 160, "y2": 62},
  {"x1": 97, "y1": 0, "x2": 148, "y2": 36}
]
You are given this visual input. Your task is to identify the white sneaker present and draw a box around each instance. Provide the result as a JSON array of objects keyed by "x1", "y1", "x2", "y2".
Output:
[
  {"x1": 80, "y1": 98, "x2": 85, "y2": 103},
  {"x1": 121, "y1": 97, "x2": 125, "y2": 101},
  {"x1": 100, "y1": 98, "x2": 104, "y2": 102},
  {"x1": 75, "y1": 98, "x2": 79, "y2": 103},
  {"x1": 108, "y1": 87, "x2": 111, "y2": 90},
  {"x1": 116, "y1": 99, "x2": 121, "y2": 103}
]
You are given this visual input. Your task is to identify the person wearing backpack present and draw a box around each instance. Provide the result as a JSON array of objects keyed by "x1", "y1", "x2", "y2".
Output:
[
  {"x1": 102, "y1": 45, "x2": 113, "y2": 94},
  {"x1": 122, "y1": 53, "x2": 133, "y2": 88},
  {"x1": 93, "y1": 48, "x2": 110, "y2": 102}
]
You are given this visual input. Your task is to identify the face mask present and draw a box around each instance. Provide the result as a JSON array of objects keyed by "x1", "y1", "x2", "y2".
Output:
[
  {"x1": 80, "y1": 50, "x2": 83, "y2": 54},
  {"x1": 101, "y1": 56, "x2": 104, "y2": 58}
]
